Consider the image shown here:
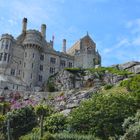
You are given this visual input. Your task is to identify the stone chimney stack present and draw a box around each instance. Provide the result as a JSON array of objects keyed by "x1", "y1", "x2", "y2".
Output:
[
  {"x1": 22, "y1": 18, "x2": 27, "y2": 33},
  {"x1": 41, "y1": 24, "x2": 46, "y2": 39},
  {"x1": 62, "y1": 39, "x2": 66, "y2": 53}
]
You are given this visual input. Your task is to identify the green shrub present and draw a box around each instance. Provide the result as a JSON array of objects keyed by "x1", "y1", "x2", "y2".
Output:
[
  {"x1": 54, "y1": 133, "x2": 99, "y2": 140},
  {"x1": 47, "y1": 82, "x2": 55, "y2": 92},
  {"x1": 87, "y1": 67, "x2": 132, "y2": 76},
  {"x1": 45, "y1": 113, "x2": 67, "y2": 133},
  {"x1": 6, "y1": 106, "x2": 37, "y2": 139},
  {"x1": 68, "y1": 90, "x2": 140, "y2": 139},
  {"x1": 41, "y1": 132, "x2": 55, "y2": 140},
  {"x1": 120, "y1": 74, "x2": 140, "y2": 92},
  {"x1": 120, "y1": 110, "x2": 140, "y2": 140},
  {"x1": 104, "y1": 84, "x2": 113, "y2": 90},
  {"x1": 19, "y1": 132, "x2": 40, "y2": 140}
]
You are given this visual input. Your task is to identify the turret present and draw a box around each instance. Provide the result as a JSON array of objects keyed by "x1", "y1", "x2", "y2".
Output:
[
  {"x1": 41, "y1": 24, "x2": 46, "y2": 39},
  {"x1": 22, "y1": 18, "x2": 27, "y2": 33},
  {"x1": 62, "y1": 39, "x2": 66, "y2": 53},
  {"x1": 0, "y1": 34, "x2": 14, "y2": 71}
]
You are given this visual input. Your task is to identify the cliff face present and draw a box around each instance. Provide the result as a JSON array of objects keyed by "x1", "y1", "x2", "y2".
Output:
[{"x1": 42, "y1": 61, "x2": 140, "y2": 115}]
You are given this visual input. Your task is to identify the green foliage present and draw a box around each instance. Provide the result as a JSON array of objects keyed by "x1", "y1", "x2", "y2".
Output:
[
  {"x1": 35, "y1": 105, "x2": 52, "y2": 118},
  {"x1": 104, "y1": 84, "x2": 113, "y2": 90},
  {"x1": 6, "y1": 106, "x2": 37, "y2": 139},
  {"x1": 121, "y1": 110, "x2": 140, "y2": 140},
  {"x1": 120, "y1": 74, "x2": 140, "y2": 92},
  {"x1": 54, "y1": 133, "x2": 99, "y2": 140},
  {"x1": 41, "y1": 132, "x2": 55, "y2": 140},
  {"x1": 87, "y1": 67, "x2": 132, "y2": 76},
  {"x1": 45, "y1": 113, "x2": 67, "y2": 133},
  {"x1": 68, "y1": 89, "x2": 140, "y2": 139},
  {"x1": 19, "y1": 132, "x2": 40, "y2": 140},
  {"x1": 47, "y1": 82, "x2": 55, "y2": 92}
]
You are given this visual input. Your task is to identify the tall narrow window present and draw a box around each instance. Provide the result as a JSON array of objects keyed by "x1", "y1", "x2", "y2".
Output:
[
  {"x1": 23, "y1": 72, "x2": 24, "y2": 78},
  {"x1": 50, "y1": 57, "x2": 56, "y2": 64},
  {"x1": 7, "y1": 54, "x2": 10, "y2": 62},
  {"x1": 0, "y1": 53, "x2": 3, "y2": 61},
  {"x1": 40, "y1": 54, "x2": 44, "y2": 61},
  {"x1": 39, "y1": 75, "x2": 42, "y2": 82},
  {"x1": 5, "y1": 40, "x2": 9, "y2": 49},
  {"x1": 32, "y1": 63, "x2": 34, "y2": 68},
  {"x1": 4, "y1": 53, "x2": 7, "y2": 61},
  {"x1": 33, "y1": 53, "x2": 34, "y2": 58},
  {"x1": 50, "y1": 67, "x2": 55, "y2": 74},
  {"x1": 25, "y1": 52, "x2": 27, "y2": 57},
  {"x1": 31, "y1": 73, "x2": 32, "y2": 79},
  {"x1": 11, "y1": 69, "x2": 15, "y2": 76},
  {"x1": 60, "y1": 60, "x2": 66, "y2": 67},
  {"x1": 40, "y1": 65, "x2": 43, "y2": 71},
  {"x1": 24, "y1": 62, "x2": 26, "y2": 67}
]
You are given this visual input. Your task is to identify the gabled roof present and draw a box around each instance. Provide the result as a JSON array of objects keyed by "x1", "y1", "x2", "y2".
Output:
[{"x1": 67, "y1": 33, "x2": 96, "y2": 55}]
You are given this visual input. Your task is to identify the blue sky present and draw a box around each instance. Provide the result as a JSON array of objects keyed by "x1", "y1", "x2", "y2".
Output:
[{"x1": 0, "y1": 0, "x2": 140, "y2": 66}]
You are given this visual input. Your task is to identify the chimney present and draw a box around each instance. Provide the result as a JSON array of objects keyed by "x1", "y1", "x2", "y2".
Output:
[
  {"x1": 62, "y1": 39, "x2": 66, "y2": 53},
  {"x1": 22, "y1": 18, "x2": 27, "y2": 33},
  {"x1": 41, "y1": 24, "x2": 46, "y2": 39}
]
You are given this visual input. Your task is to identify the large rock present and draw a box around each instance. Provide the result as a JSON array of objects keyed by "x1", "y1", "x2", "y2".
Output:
[{"x1": 118, "y1": 61, "x2": 140, "y2": 70}]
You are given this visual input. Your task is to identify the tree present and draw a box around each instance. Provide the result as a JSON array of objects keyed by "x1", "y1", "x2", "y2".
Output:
[
  {"x1": 68, "y1": 88, "x2": 140, "y2": 139},
  {"x1": 35, "y1": 105, "x2": 53, "y2": 138},
  {"x1": 45, "y1": 113, "x2": 67, "y2": 133}
]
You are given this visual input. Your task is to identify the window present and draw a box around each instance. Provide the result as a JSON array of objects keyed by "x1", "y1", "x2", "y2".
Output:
[
  {"x1": 40, "y1": 54, "x2": 44, "y2": 61},
  {"x1": 7, "y1": 54, "x2": 10, "y2": 62},
  {"x1": 50, "y1": 67, "x2": 55, "y2": 74},
  {"x1": 40, "y1": 65, "x2": 43, "y2": 71},
  {"x1": 13, "y1": 85, "x2": 15, "y2": 89},
  {"x1": 19, "y1": 70, "x2": 21, "y2": 75},
  {"x1": 60, "y1": 60, "x2": 66, "y2": 67},
  {"x1": 39, "y1": 75, "x2": 42, "y2": 82},
  {"x1": 16, "y1": 85, "x2": 18, "y2": 90},
  {"x1": 4, "y1": 53, "x2": 8, "y2": 61},
  {"x1": 20, "y1": 61, "x2": 21, "y2": 64},
  {"x1": 50, "y1": 57, "x2": 56, "y2": 64},
  {"x1": 68, "y1": 62, "x2": 73, "y2": 68},
  {"x1": 33, "y1": 53, "x2": 34, "y2": 58},
  {"x1": 0, "y1": 53, "x2": 3, "y2": 61},
  {"x1": 24, "y1": 62, "x2": 26, "y2": 67},
  {"x1": 11, "y1": 69, "x2": 15, "y2": 76},
  {"x1": 1, "y1": 40, "x2": 4, "y2": 48},
  {"x1": 31, "y1": 73, "x2": 32, "y2": 79},
  {"x1": 32, "y1": 63, "x2": 34, "y2": 68},
  {"x1": 23, "y1": 72, "x2": 24, "y2": 78},
  {"x1": 5, "y1": 40, "x2": 9, "y2": 49},
  {"x1": 25, "y1": 52, "x2": 27, "y2": 57}
]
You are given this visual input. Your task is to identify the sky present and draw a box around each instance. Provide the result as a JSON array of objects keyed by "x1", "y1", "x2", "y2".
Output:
[{"x1": 0, "y1": 0, "x2": 140, "y2": 66}]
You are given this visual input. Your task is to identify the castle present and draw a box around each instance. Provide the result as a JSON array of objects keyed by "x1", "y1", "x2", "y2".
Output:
[{"x1": 0, "y1": 18, "x2": 101, "y2": 91}]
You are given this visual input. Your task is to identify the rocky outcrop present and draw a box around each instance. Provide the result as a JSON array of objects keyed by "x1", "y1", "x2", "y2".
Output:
[
  {"x1": 112, "y1": 61, "x2": 140, "y2": 74},
  {"x1": 50, "y1": 86, "x2": 100, "y2": 115}
]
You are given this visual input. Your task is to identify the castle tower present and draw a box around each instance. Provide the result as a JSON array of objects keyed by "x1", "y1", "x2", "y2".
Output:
[
  {"x1": 0, "y1": 34, "x2": 14, "y2": 73},
  {"x1": 22, "y1": 30, "x2": 43, "y2": 89}
]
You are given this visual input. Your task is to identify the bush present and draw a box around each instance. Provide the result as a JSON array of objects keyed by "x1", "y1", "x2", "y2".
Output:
[
  {"x1": 68, "y1": 89, "x2": 140, "y2": 139},
  {"x1": 120, "y1": 75, "x2": 140, "y2": 92},
  {"x1": 47, "y1": 82, "x2": 55, "y2": 92},
  {"x1": 45, "y1": 113, "x2": 67, "y2": 133},
  {"x1": 6, "y1": 106, "x2": 37, "y2": 139},
  {"x1": 104, "y1": 84, "x2": 113, "y2": 90},
  {"x1": 54, "y1": 133, "x2": 99, "y2": 140},
  {"x1": 121, "y1": 110, "x2": 140, "y2": 140},
  {"x1": 41, "y1": 132, "x2": 55, "y2": 140}
]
